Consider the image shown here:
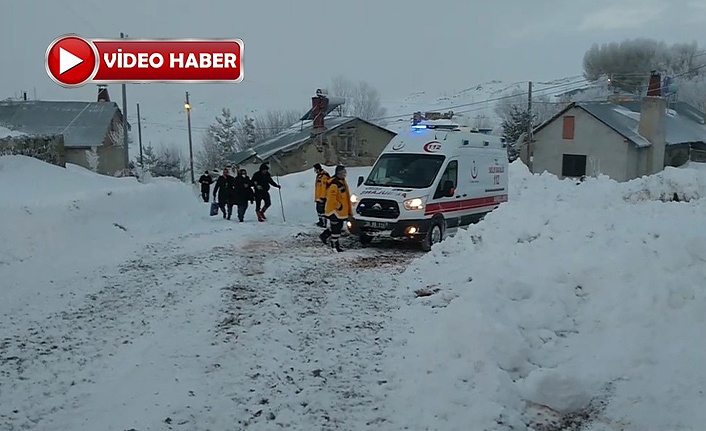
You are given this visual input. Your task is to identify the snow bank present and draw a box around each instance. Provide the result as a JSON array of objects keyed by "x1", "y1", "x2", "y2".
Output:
[
  {"x1": 381, "y1": 161, "x2": 706, "y2": 431},
  {"x1": 0, "y1": 156, "x2": 205, "y2": 265},
  {"x1": 0, "y1": 156, "x2": 221, "y2": 326},
  {"x1": 0, "y1": 126, "x2": 26, "y2": 138},
  {"x1": 0, "y1": 156, "x2": 367, "y2": 323}
]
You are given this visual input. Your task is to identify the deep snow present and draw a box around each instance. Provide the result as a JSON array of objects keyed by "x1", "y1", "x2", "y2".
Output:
[
  {"x1": 0, "y1": 126, "x2": 26, "y2": 138},
  {"x1": 380, "y1": 162, "x2": 706, "y2": 430},
  {"x1": 1, "y1": 156, "x2": 392, "y2": 431},
  {"x1": 2, "y1": 154, "x2": 706, "y2": 431}
]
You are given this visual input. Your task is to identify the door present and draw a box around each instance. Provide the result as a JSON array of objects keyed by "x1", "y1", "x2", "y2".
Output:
[{"x1": 429, "y1": 159, "x2": 460, "y2": 225}]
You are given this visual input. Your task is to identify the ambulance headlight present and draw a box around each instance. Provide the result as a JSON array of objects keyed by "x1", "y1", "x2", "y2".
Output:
[
  {"x1": 403, "y1": 197, "x2": 425, "y2": 211},
  {"x1": 350, "y1": 194, "x2": 359, "y2": 204}
]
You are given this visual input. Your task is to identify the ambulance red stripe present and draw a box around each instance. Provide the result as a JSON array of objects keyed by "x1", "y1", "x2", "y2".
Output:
[{"x1": 424, "y1": 194, "x2": 508, "y2": 216}]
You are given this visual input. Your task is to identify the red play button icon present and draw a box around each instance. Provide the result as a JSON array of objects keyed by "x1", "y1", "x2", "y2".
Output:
[{"x1": 45, "y1": 35, "x2": 98, "y2": 87}]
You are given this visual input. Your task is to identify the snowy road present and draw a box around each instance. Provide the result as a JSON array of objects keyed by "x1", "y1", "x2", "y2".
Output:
[{"x1": 0, "y1": 225, "x2": 420, "y2": 431}]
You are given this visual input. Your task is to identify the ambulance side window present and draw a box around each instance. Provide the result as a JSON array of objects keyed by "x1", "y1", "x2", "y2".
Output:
[{"x1": 433, "y1": 160, "x2": 458, "y2": 199}]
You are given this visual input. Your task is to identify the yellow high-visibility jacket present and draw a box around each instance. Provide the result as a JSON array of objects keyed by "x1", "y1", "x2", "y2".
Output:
[
  {"x1": 315, "y1": 171, "x2": 331, "y2": 202},
  {"x1": 324, "y1": 177, "x2": 352, "y2": 219}
]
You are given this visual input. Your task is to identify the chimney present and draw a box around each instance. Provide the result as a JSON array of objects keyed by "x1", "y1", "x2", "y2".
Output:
[
  {"x1": 97, "y1": 85, "x2": 110, "y2": 102},
  {"x1": 646, "y1": 71, "x2": 661, "y2": 97},
  {"x1": 637, "y1": 96, "x2": 667, "y2": 175},
  {"x1": 312, "y1": 89, "x2": 328, "y2": 129}
]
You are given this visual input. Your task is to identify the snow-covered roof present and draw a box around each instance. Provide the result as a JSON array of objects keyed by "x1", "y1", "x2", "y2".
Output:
[
  {"x1": 612, "y1": 100, "x2": 706, "y2": 146},
  {"x1": 0, "y1": 100, "x2": 123, "y2": 148},
  {"x1": 0, "y1": 126, "x2": 26, "y2": 138},
  {"x1": 535, "y1": 100, "x2": 706, "y2": 148},
  {"x1": 227, "y1": 116, "x2": 396, "y2": 165}
]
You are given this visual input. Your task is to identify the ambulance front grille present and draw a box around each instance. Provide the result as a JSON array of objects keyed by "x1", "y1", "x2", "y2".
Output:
[{"x1": 356, "y1": 198, "x2": 400, "y2": 219}]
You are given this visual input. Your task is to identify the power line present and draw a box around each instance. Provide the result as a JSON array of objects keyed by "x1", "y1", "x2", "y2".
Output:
[
  {"x1": 371, "y1": 77, "x2": 593, "y2": 122},
  {"x1": 373, "y1": 62, "x2": 706, "y2": 123}
]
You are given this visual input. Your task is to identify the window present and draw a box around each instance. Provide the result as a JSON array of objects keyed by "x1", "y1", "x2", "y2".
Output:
[
  {"x1": 433, "y1": 160, "x2": 458, "y2": 199},
  {"x1": 562, "y1": 116, "x2": 575, "y2": 140},
  {"x1": 692, "y1": 148, "x2": 706, "y2": 163},
  {"x1": 337, "y1": 130, "x2": 357, "y2": 156},
  {"x1": 561, "y1": 154, "x2": 587, "y2": 178},
  {"x1": 365, "y1": 154, "x2": 445, "y2": 188}
]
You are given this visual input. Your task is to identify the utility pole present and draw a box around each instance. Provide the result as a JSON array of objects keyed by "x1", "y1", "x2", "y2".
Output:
[
  {"x1": 136, "y1": 103, "x2": 143, "y2": 167},
  {"x1": 120, "y1": 32, "x2": 129, "y2": 170},
  {"x1": 526, "y1": 81, "x2": 533, "y2": 172},
  {"x1": 185, "y1": 91, "x2": 195, "y2": 183}
]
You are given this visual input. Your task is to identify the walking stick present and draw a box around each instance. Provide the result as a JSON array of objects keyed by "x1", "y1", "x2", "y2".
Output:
[{"x1": 276, "y1": 175, "x2": 286, "y2": 222}]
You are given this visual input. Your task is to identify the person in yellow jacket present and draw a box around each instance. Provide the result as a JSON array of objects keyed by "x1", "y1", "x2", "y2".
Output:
[
  {"x1": 319, "y1": 165, "x2": 352, "y2": 252},
  {"x1": 313, "y1": 163, "x2": 331, "y2": 227}
]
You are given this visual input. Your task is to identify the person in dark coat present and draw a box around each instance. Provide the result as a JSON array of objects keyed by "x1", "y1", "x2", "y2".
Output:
[
  {"x1": 232, "y1": 169, "x2": 255, "y2": 222},
  {"x1": 198, "y1": 171, "x2": 214, "y2": 202},
  {"x1": 212, "y1": 168, "x2": 237, "y2": 219},
  {"x1": 251, "y1": 163, "x2": 281, "y2": 222}
]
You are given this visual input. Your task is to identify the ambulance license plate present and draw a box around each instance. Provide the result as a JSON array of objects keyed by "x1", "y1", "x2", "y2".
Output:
[{"x1": 363, "y1": 221, "x2": 390, "y2": 229}]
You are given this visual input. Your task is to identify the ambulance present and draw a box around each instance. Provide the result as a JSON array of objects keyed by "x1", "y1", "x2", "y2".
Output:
[{"x1": 347, "y1": 119, "x2": 509, "y2": 251}]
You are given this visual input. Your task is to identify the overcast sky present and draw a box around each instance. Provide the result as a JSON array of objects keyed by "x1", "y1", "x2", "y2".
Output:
[{"x1": 2, "y1": 0, "x2": 706, "y2": 115}]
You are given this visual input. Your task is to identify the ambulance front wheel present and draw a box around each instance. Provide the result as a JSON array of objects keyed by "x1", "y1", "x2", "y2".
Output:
[
  {"x1": 359, "y1": 234, "x2": 373, "y2": 246},
  {"x1": 421, "y1": 220, "x2": 444, "y2": 251}
]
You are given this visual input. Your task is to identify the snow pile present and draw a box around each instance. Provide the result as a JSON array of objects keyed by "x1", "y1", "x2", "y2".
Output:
[
  {"x1": 381, "y1": 161, "x2": 706, "y2": 431},
  {"x1": 0, "y1": 126, "x2": 26, "y2": 138},
  {"x1": 0, "y1": 156, "x2": 209, "y2": 267}
]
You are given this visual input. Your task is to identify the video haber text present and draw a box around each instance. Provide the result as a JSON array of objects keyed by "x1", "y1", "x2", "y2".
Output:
[{"x1": 103, "y1": 50, "x2": 238, "y2": 69}]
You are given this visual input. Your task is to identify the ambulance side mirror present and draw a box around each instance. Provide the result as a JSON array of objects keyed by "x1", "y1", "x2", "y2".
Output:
[{"x1": 357, "y1": 176, "x2": 364, "y2": 187}]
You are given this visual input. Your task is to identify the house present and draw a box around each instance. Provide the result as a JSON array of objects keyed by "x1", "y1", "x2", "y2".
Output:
[
  {"x1": 529, "y1": 95, "x2": 706, "y2": 182},
  {"x1": 0, "y1": 86, "x2": 130, "y2": 175},
  {"x1": 226, "y1": 90, "x2": 397, "y2": 176}
]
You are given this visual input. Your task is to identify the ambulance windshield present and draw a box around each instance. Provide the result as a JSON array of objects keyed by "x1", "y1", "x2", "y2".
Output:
[{"x1": 365, "y1": 154, "x2": 445, "y2": 188}]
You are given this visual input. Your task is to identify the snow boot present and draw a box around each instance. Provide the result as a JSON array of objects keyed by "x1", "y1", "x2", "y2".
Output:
[
  {"x1": 319, "y1": 230, "x2": 331, "y2": 244},
  {"x1": 330, "y1": 239, "x2": 343, "y2": 252},
  {"x1": 257, "y1": 211, "x2": 265, "y2": 222}
]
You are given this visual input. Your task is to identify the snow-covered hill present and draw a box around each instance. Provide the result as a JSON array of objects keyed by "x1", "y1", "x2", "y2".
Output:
[{"x1": 381, "y1": 76, "x2": 593, "y2": 134}]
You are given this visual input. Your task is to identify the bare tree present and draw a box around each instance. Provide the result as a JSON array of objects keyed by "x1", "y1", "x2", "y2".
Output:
[
  {"x1": 471, "y1": 113, "x2": 494, "y2": 129},
  {"x1": 330, "y1": 75, "x2": 356, "y2": 116},
  {"x1": 195, "y1": 131, "x2": 227, "y2": 172},
  {"x1": 494, "y1": 89, "x2": 562, "y2": 127},
  {"x1": 329, "y1": 75, "x2": 387, "y2": 123},
  {"x1": 247, "y1": 109, "x2": 301, "y2": 145}
]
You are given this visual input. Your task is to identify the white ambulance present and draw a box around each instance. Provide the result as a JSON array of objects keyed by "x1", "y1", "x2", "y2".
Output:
[{"x1": 347, "y1": 120, "x2": 509, "y2": 251}]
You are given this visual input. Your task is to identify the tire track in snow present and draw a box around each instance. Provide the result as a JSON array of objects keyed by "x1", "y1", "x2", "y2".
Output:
[
  {"x1": 207, "y1": 232, "x2": 421, "y2": 430},
  {"x1": 0, "y1": 227, "x2": 420, "y2": 431}
]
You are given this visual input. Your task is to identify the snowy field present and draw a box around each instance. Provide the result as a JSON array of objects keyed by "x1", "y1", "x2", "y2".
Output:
[{"x1": 1, "y1": 155, "x2": 706, "y2": 430}]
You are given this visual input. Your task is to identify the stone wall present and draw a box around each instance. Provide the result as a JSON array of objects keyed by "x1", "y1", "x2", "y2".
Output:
[{"x1": 0, "y1": 134, "x2": 66, "y2": 167}]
